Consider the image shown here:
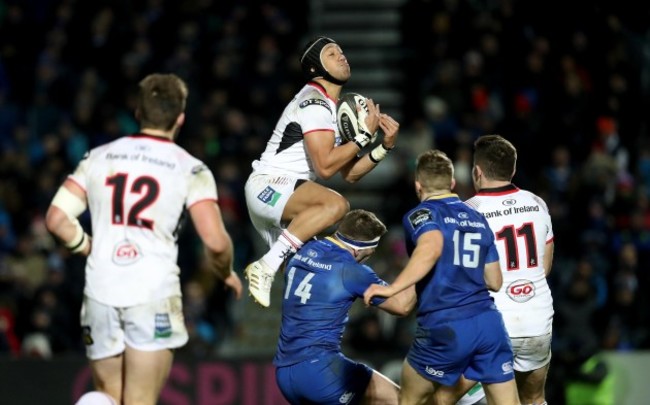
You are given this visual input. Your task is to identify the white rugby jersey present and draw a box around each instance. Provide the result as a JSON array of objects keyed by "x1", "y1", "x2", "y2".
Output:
[
  {"x1": 69, "y1": 134, "x2": 218, "y2": 307},
  {"x1": 251, "y1": 82, "x2": 344, "y2": 180},
  {"x1": 465, "y1": 184, "x2": 554, "y2": 337}
]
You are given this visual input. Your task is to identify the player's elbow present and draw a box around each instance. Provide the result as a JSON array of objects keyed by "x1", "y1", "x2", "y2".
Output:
[
  {"x1": 484, "y1": 262, "x2": 503, "y2": 292},
  {"x1": 315, "y1": 166, "x2": 337, "y2": 180},
  {"x1": 340, "y1": 173, "x2": 361, "y2": 184},
  {"x1": 45, "y1": 206, "x2": 67, "y2": 235},
  {"x1": 486, "y1": 275, "x2": 502, "y2": 292},
  {"x1": 404, "y1": 298, "x2": 417, "y2": 315},
  {"x1": 383, "y1": 302, "x2": 414, "y2": 317},
  {"x1": 400, "y1": 293, "x2": 417, "y2": 316},
  {"x1": 487, "y1": 281, "x2": 502, "y2": 292},
  {"x1": 386, "y1": 288, "x2": 416, "y2": 316},
  {"x1": 393, "y1": 304, "x2": 413, "y2": 317},
  {"x1": 204, "y1": 238, "x2": 231, "y2": 256}
]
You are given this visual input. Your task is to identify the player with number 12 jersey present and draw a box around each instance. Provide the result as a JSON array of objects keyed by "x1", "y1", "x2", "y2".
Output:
[
  {"x1": 70, "y1": 134, "x2": 218, "y2": 307},
  {"x1": 465, "y1": 185, "x2": 554, "y2": 338}
]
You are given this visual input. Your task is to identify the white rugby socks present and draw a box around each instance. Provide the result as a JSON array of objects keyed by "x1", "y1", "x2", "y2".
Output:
[{"x1": 262, "y1": 230, "x2": 303, "y2": 273}]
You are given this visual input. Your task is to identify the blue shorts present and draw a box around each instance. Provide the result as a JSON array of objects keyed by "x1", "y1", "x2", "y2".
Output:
[
  {"x1": 275, "y1": 352, "x2": 373, "y2": 405},
  {"x1": 407, "y1": 309, "x2": 514, "y2": 386}
]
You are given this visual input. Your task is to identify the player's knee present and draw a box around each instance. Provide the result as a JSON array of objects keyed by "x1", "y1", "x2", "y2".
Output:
[{"x1": 325, "y1": 195, "x2": 349, "y2": 221}]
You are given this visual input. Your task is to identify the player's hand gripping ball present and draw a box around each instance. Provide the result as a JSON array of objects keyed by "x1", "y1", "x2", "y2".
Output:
[{"x1": 336, "y1": 92, "x2": 376, "y2": 146}]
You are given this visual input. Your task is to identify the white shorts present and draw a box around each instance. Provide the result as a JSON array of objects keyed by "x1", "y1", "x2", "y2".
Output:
[
  {"x1": 457, "y1": 382, "x2": 486, "y2": 405},
  {"x1": 244, "y1": 172, "x2": 305, "y2": 246},
  {"x1": 510, "y1": 332, "x2": 552, "y2": 372},
  {"x1": 80, "y1": 295, "x2": 188, "y2": 360}
]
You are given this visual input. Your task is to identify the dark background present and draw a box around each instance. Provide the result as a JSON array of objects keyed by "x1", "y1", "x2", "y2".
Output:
[{"x1": 1, "y1": 1, "x2": 650, "y2": 404}]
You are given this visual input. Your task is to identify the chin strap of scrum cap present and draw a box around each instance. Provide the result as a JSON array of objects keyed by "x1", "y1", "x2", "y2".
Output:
[{"x1": 300, "y1": 36, "x2": 348, "y2": 85}]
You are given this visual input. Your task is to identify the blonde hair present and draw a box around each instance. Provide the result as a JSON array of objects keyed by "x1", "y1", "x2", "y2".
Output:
[{"x1": 415, "y1": 149, "x2": 454, "y2": 191}]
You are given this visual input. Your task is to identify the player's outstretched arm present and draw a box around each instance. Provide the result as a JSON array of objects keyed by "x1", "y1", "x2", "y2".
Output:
[
  {"x1": 377, "y1": 285, "x2": 416, "y2": 316},
  {"x1": 190, "y1": 201, "x2": 242, "y2": 299},
  {"x1": 364, "y1": 230, "x2": 440, "y2": 306}
]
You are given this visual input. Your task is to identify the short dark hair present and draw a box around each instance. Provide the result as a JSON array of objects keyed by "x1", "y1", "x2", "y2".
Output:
[
  {"x1": 415, "y1": 149, "x2": 454, "y2": 191},
  {"x1": 137, "y1": 73, "x2": 188, "y2": 131},
  {"x1": 337, "y1": 209, "x2": 387, "y2": 242},
  {"x1": 473, "y1": 135, "x2": 517, "y2": 181}
]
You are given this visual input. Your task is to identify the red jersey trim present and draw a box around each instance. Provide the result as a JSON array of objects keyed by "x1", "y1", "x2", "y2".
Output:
[
  {"x1": 187, "y1": 198, "x2": 218, "y2": 209},
  {"x1": 67, "y1": 176, "x2": 87, "y2": 193},
  {"x1": 306, "y1": 81, "x2": 336, "y2": 102},
  {"x1": 475, "y1": 184, "x2": 520, "y2": 196},
  {"x1": 304, "y1": 128, "x2": 335, "y2": 136}
]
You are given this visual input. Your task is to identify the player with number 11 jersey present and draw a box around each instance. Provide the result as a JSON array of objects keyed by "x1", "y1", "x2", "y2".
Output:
[
  {"x1": 464, "y1": 134, "x2": 554, "y2": 405},
  {"x1": 465, "y1": 185, "x2": 554, "y2": 338}
]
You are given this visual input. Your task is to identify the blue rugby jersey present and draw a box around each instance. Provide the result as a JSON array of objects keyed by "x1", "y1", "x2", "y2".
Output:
[
  {"x1": 274, "y1": 238, "x2": 387, "y2": 367},
  {"x1": 402, "y1": 193, "x2": 499, "y2": 326}
]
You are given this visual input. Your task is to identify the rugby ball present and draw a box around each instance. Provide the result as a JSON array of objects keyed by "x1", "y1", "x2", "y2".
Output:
[{"x1": 336, "y1": 92, "x2": 370, "y2": 143}]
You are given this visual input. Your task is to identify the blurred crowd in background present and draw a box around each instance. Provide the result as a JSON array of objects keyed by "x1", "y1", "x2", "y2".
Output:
[{"x1": 1, "y1": 0, "x2": 649, "y2": 403}]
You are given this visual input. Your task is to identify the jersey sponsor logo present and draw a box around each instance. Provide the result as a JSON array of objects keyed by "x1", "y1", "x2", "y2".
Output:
[
  {"x1": 408, "y1": 209, "x2": 432, "y2": 229},
  {"x1": 485, "y1": 204, "x2": 540, "y2": 217},
  {"x1": 154, "y1": 313, "x2": 172, "y2": 338},
  {"x1": 112, "y1": 240, "x2": 142, "y2": 266},
  {"x1": 506, "y1": 279, "x2": 535, "y2": 302},
  {"x1": 339, "y1": 391, "x2": 355, "y2": 404},
  {"x1": 512, "y1": 205, "x2": 540, "y2": 213},
  {"x1": 299, "y1": 98, "x2": 332, "y2": 112},
  {"x1": 445, "y1": 216, "x2": 486, "y2": 229},
  {"x1": 306, "y1": 258, "x2": 332, "y2": 270},
  {"x1": 191, "y1": 164, "x2": 208, "y2": 174},
  {"x1": 425, "y1": 366, "x2": 445, "y2": 377},
  {"x1": 140, "y1": 154, "x2": 176, "y2": 169},
  {"x1": 106, "y1": 152, "x2": 128, "y2": 160},
  {"x1": 293, "y1": 251, "x2": 332, "y2": 270},
  {"x1": 502, "y1": 198, "x2": 517, "y2": 206},
  {"x1": 501, "y1": 361, "x2": 514, "y2": 374},
  {"x1": 483, "y1": 209, "x2": 504, "y2": 218},
  {"x1": 257, "y1": 186, "x2": 282, "y2": 206},
  {"x1": 458, "y1": 212, "x2": 469, "y2": 219}
]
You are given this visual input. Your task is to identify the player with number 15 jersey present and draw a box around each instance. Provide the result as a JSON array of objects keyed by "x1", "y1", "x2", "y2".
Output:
[{"x1": 363, "y1": 150, "x2": 518, "y2": 404}]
